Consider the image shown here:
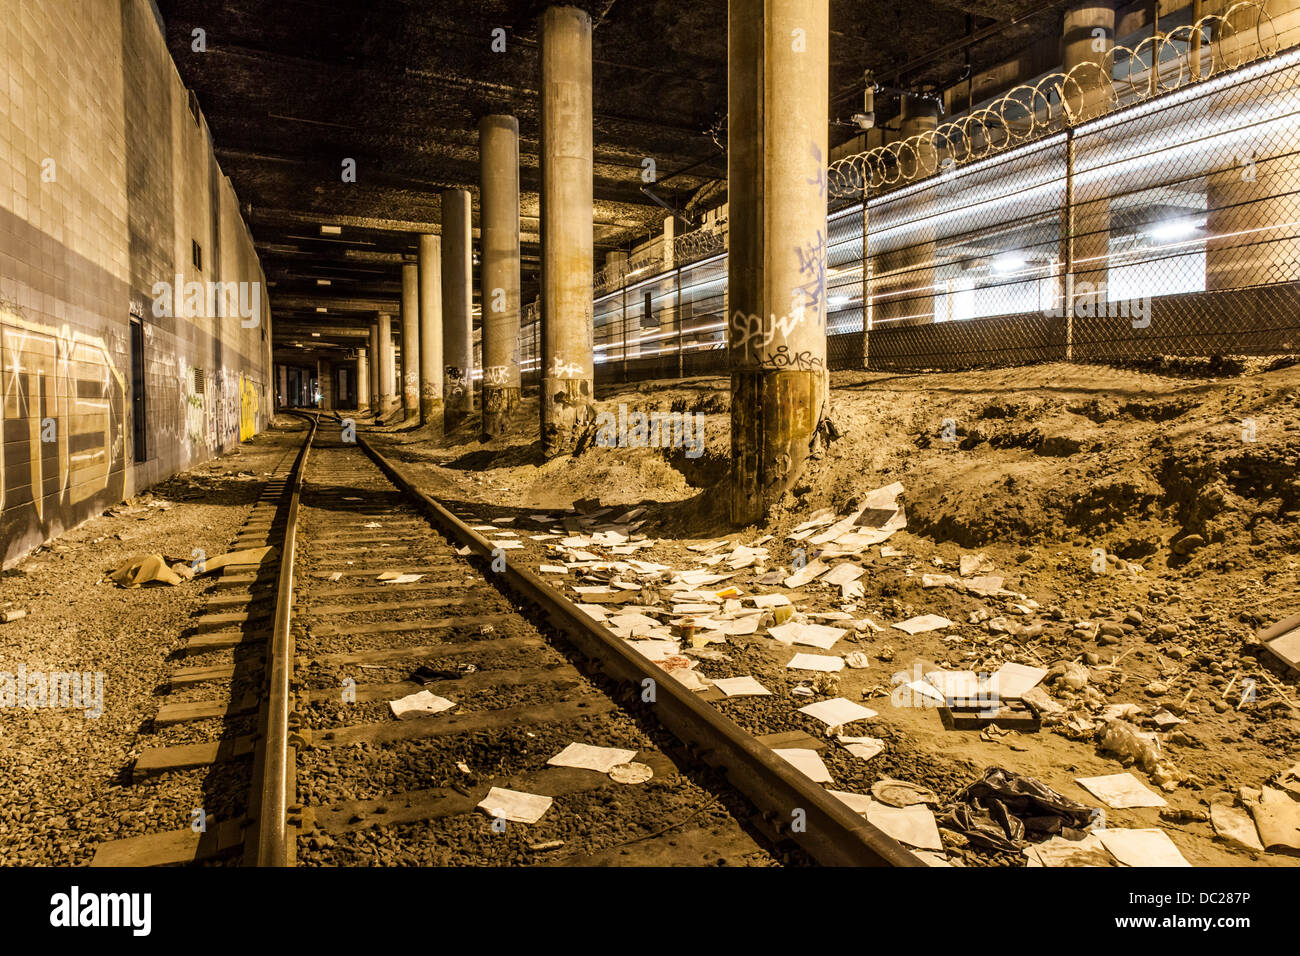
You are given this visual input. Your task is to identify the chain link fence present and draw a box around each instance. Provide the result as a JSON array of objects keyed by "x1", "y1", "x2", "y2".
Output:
[{"x1": 520, "y1": 6, "x2": 1299, "y2": 388}]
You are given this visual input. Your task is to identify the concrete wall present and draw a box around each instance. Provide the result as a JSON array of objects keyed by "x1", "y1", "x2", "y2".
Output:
[{"x1": 0, "y1": 0, "x2": 273, "y2": 567}]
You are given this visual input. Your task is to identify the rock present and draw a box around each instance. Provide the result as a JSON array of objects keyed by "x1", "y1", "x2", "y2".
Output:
[
  {"x1": 1099, "y1": 621, "x2": 1125, "y2": 637},
  {"x1": 1125, "y1": 610, "x2": 1144, "y2": 625},
  {"x1": 1097, "y1": 632, "x2": 1121, "y2": 646},
  {"x1": 1145, "y1": 681, "x2": 1169, "y2": 696},
  {"x1": 1084, "y1": 652, "x2": 1101, "y2": 665},
  {"x1": 1172, "y1": 534, "x2": 1206, "y2": 555}
]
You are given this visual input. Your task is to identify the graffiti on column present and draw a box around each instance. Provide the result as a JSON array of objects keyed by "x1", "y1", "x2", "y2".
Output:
[
  {"x1": 484, "y1": 365, "x2": 511, "y2": 387},
  {"x1": 444, "y1": 366, "x2": 467, "y2": 403}
]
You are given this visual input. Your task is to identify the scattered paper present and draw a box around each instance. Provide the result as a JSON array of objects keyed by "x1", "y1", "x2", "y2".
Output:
[
  {"x1": 992, "y1": 662, "x2": 1048, "y2": 699},
  {"x1": 547, "y1": 742, "x2": 638, "y2": 773},
  {"x1": 1097, "y1": 828, "x2": 1190, "y2": 867},
  {"x1": 769, "y1": 621, "x2": 846, "y2": 650},
  {"x1": 1077, "y1": 772, "x2": 1168, "y2": 809},
  {"x1": 838, "y1": 735, "x2": 886, "y2": 761},
  {"x1": 798, "y1": 697, "x2": 878, "y2": 727},
  {"x1": 867, "y1": 803, "x2": 944, "y2": 850},
  {"x1": 773, "y1": 748, "x2": 833, "y2": 783},
  {"x1": 378, "y1": 572, "x2": 424, "y2": 584},
  {"x1": 389, "y1": 690, "x2": 456, "y2": 719},
  {"x1": 894, "y1": 614, "x2": 954, "y2": 635},
  {"x1": 477, "y1": 787, "x2": 553, "y2": 824},
  {"x1": 712, "y1": 676, "x2": 772, "y2": 697},
  {"x1": 786, "y1": 653, "x2": 845, "y2": 673}
]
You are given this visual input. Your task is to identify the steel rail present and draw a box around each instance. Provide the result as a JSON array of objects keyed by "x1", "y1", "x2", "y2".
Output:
[
  {"x1": 247, "y1": 411, "x2": 318, "y2": 866},
  {"x1": 354, "y1": 431, "x2": 922, "y2": 867}
]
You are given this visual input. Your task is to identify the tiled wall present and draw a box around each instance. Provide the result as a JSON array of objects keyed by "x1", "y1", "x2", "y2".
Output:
[{"x1": 0, "y1": 0, "x2": 273, "y2": 567}]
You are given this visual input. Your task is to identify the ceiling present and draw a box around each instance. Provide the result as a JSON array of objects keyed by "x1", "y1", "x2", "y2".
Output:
[{"x1": 155, "y1": 0, "x2": 1067, "y2": 354}]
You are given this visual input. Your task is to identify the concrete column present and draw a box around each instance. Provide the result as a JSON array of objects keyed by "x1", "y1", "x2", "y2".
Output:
[
  {"x1": 378, "y1": 312, "x2": 395, "y2": 411},
  {"x1": 480, "y1": 114, "x2": 523, "y2": 439},
  {"x1": 418, "y1": 234, "x2": 444, "y2": 430},
  {"x1": 441, "y1": 188, "x2": 475, "y2": 428},
  {"x1": 400, "y1": 261, "x2": 420, "y2": 422},
  {"x1": 317, "y1": 358, "x2": 333, "y2": 411},
  {"x1": 539, "y1": 5, "x2": 595, "y2": 457},
  {"x1": 369, "y1": 320, "x2": 381, "y2": 414},
  {"x1": 356, "y1": 347, "x2": 370, "y2": 414},
  {"x1": 727, "y1": 0, "x2": 830, "y2": 525},
  {"x1": 277, "y1": 364, "x2": 288, "y2": 409},
  {"x1": 1062, "y1": 1, "x2": 1115, "y2": 312},
  {"x1": 874, "y1": 95, "x2": 940, "y2": 325}
]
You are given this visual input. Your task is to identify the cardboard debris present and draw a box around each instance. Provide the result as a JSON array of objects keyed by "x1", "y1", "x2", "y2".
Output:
[
  {"x1": 389, "y1": 690, "x2": 456, "y2": 719},
  {"x1": 477, "y1": 787, "x2": 553, "y2": 824},
  {"x1": 711, "y1": 676, "x2": 772, "y2": 697},
  {"x1": 1210, "y1": 803, "x2": 1264, "y2": 852},
  {"x1": 797, "y1": 697, "x2": 878, "y2": 727},
  {"x1": 773, "y1": 748, "x2": 833, "y2": 783},
  {"x1": 1096, "y1": 828, "x2": 1191, "y2": 867},
  {"x1": 547, "y1": 742, "x2": 638, "y2": 774},
  {"x1": 893, "y1": 614, "x2": 954, "y2": 635},
  {"x1": 1247, "y1": 786, "x2": 1300, "y2": 854},
  {"x1": 202, "y1": 546, "x2": 278, "y2": 572},
  {"x1": 1076, "y1": 772, "x2": 1168, "y2": 809},
  {"x1": 109, "y1": 554, "x2": 186, "y2": 588}
]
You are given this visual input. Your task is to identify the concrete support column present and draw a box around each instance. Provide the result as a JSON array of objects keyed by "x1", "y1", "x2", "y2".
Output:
[
  {"x1": 727, "y1": 0, "x2": 830, "y2": 525},
  {"x1": 539, "y1": 5, "x2": 595, "y2": 457},
  {"x1": 317, "y1": 358, "x2": 333, "y2": 411},
  {"x1": 369, "y1": 320, "x2": 381, "y2": 414},
  {"x1": 418, "y1": 234, "x2": 444, "y2": 431},
  {"x1": 480, "y1": 114, "x2": 523, "y2": 439},
  {"x1": 441, "y1": 188, "x2": 475, "y2": 429},
  {"x1": 378, "y1": 312, "x2": 395, "y2": 413},
  {"x1": 356, "y1": 347, "x2": 370, "y2": 414},
  {"x1": 875, "y1": 95, "x2": 940, "y2": 325},
  {"x1": 277, "y1": 364, "x2": 288, "y2": 409},
  {"x1": 400, "y1": 261, "x2": 420, "y2": 422},
  {"x1": 1062, "y1": 1, "x2": 1115, "y2": 312}
]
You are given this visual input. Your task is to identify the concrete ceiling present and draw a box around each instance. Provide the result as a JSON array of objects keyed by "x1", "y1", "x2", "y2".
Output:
[{"x1": 155, "y1": 0, "x2": 1065, "y2": 351}]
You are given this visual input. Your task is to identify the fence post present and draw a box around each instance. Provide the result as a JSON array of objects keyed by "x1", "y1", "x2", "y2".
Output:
[
  {"x1": 676, "y1": 267, "x2": 684, "y2": 380},
  {"x1": 1064, "y1": 128, "x2": 1076, "y2": 363}
]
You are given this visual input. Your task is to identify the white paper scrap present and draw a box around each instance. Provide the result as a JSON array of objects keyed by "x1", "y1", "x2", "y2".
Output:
[
  {"x1": 477, "y1": 787, "x2": 553, "y2": 825},
  {"x1": 547, "y1": 742, "x2": 638, "y2": 774},
  {"x1": 389, "y1": 690, "x2": 455, "y2": 719},
  {"x1": 711, "y1": 676, "x2": 772, "y2": 697},
  {"x1": 786, "y1": 653, "x2": 845, "y2": 672},
  {"x1": 1077, "y1": 772, "x2": 1168, "y2": 809},
  {"x1": 1097, "y1": 828, "x2": 1190, "y2": 867},
  {"x1": 798, "y1": 697, "x2": 878, "y2": 726},
  {"x1": 838, "y1": 735, "x2": 886, "y2": 761},
  {"x1": 773, "y1": 748, "x2": 833, "y2": 783},
  {"x1": 893, "y1": 614, "x2": 954, "y2": 634}
]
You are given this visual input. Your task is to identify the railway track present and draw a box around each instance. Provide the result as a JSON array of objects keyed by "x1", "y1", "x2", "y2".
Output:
[{"x1": 92, "y1": 414, "x2": 917, "y2": 867}]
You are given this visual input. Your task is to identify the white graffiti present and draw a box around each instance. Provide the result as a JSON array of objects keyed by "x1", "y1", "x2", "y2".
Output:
[
  {"x1": 550, "y1": 356, "x2": 585, "y2": 379},
  {"x1": 483, "y1": 365, "x2": 511, "y2": 387},
  {"x1": 729, "y1": 308, "x2": 808, "y2": 352}
]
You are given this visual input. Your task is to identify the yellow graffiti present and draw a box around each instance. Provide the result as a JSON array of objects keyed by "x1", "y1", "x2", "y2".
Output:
[
  {"x1": 238, "y1": 372, "x2": 259, "y2": 442},
  {"x1": 0, "y1": 311, "x2": 125, "y2": 521}
]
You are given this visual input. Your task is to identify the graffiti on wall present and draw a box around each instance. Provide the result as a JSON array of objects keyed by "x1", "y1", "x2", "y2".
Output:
[
  {"x1": 238, "y1": 372, "x2": 258, "y2": 443},
  {"x1": 1, "y1": 310, "x2": 126, "y2": 564}
]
